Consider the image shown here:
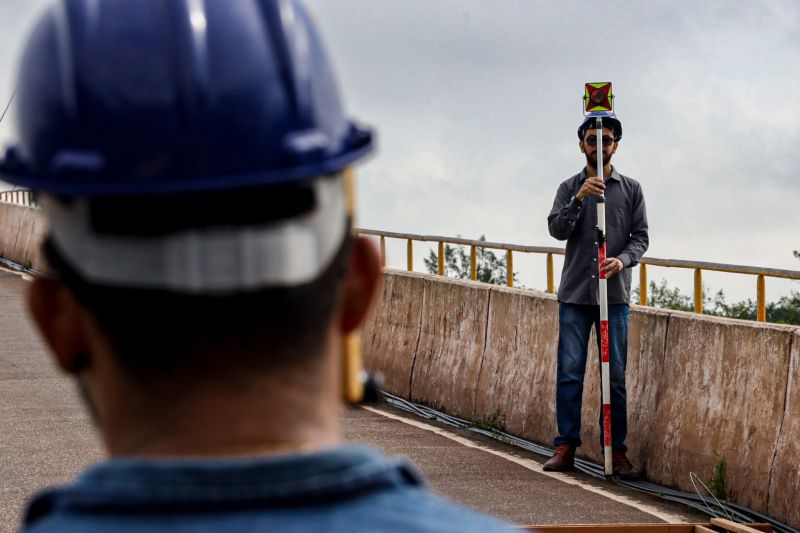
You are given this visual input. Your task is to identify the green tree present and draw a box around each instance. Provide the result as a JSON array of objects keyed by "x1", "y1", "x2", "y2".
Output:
[
  {"x1": 424, "y1": 235, "x2": 519, "y2": 286},
  {"x1": 633, "y1": 278, "x2": 697, "y2": 312}
]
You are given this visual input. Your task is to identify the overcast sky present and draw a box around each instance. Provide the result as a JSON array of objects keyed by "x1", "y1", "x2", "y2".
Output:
[{"x1": 1, "y1": 0, "x2": 798, "y2": 302}]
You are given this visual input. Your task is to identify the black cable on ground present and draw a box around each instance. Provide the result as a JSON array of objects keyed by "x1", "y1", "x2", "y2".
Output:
[
  {"x1": 0, "y1": 257, "x2": 40, "y2": 276},
  {"x1": 381, "y1": 392, "x2": 798, "y2": 533}
]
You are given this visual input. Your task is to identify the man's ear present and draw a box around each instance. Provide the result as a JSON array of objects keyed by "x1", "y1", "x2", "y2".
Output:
[
  {"x1": 28, "y1": 278, "x2": 92, "y2": 375},
  {"x1": 338, "y1": 236, "x2": 381, "y2": 333},
  {"x1": 579, "y1": 140, "x2": 586, "y2": 154}
]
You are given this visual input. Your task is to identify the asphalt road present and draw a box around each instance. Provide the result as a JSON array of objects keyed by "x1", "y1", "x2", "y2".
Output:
[{"x1": 0, "y1": 271, "x2": 707, "y2": 531}]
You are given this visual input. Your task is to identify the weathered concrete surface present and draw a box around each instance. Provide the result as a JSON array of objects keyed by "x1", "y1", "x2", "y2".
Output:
[
  {"x1": 362, "y1": 273, "x2": 424, "y2": 397},
  {"x1": 579, "y1": 306, "x2": 672, "y2": 469},
  {"x1": 767, "y1": 329, "x2": 800, "y2": 527},
  {"x1": 648, "y1": 313, "x2": 792, "y2": 513},
  {"x1": 474, "y1": 285, "x2": 559, "y2": 445},
  {"x1": 0, "y1": 272, "x2": 104, "y2": 532},
  {"x1": 409, "y1": 276, "x2": 490, "y2": 419},
  {"x1": 364, "y1": 269, "x2": 800, "y2": 529},
  {"x1": 0, "y1": 204, "x2": 46, "y2": 271},
  {"x1": 345, "y1": 406, "x2": 707, "y2": 527}
]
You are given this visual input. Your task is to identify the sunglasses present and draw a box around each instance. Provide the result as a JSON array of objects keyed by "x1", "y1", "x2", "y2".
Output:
[{"x1": 584, "y1": 135, "x2": 616, "y2": 147}]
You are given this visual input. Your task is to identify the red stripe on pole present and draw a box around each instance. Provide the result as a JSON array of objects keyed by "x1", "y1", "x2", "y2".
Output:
[
  {"x1": 598, "y1": 242, "x2": 607, "y2": 279},
  {"x1": 600, "y1": 321, "x2": 610, "y2": 362},
  {"x1": 603, "y1": 404, "x2": 612, "y2": 446}
]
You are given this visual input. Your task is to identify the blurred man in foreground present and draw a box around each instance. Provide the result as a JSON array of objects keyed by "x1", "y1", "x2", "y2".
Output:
[{"x1": 1, "y1": 0, "x2": 516, "y2": 530}]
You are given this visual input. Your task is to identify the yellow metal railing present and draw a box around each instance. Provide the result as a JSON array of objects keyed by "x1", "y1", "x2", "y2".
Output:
[
  {"x1": 356, "y1": 228, "x2": 800, "y2": 323},
  {"x1": 0, "y1": 189, "x2": 37, "y2": 207}
]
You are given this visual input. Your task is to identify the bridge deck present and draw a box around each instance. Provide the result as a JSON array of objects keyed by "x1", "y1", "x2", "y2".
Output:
[{"x1": 0, "y1": 271, "x2": 706, "y2": 531}]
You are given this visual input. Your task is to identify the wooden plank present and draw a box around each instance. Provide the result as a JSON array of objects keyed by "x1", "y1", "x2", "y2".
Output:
[
  {"x1": 694, "y1": 525, "x2": 718, "y2": 533},
  {"x1": 521, "y1": 524, "x2": 697, "y2": 533},
  {"x1": 520, "y1": 524, "x2": 770, "y2": 533},
  {"x1": 710, "y1": 519, "x2": 771, "y2": 533}
]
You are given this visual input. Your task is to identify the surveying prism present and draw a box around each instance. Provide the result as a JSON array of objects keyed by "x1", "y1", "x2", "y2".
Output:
[
  {"x1": 584, "y1": 82, "x2": 614, "y2": 114},
  {"x1": 583, "y1": 81, "x2": 615, "y2": 476}
]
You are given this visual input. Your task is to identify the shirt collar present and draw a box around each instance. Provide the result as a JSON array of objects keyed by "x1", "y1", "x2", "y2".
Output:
[{"x1": 580, "y1": 166, "x2": 621, "y2": 182}]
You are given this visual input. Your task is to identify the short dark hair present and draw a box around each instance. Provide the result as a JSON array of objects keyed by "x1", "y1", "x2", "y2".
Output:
[
  {"x1": 577, "y1": 116, "x2": 622, "y2": 142},
  {"x1": 44, "y1": 183, "x2": 351, "y2": 382}
]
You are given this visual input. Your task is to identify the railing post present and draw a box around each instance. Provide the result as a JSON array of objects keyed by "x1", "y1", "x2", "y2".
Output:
[
  {"x1": 640, "y1": 263, "x2": 648, "y2": 306},
  {"x1": 379, "y1": 236, "x2": 386, "y2": 268},
  {"x1": 506, "y1": 250, "x2": 513, "y2": 287},
  {"x1": 470, "y1": 246, "x2": 477, "y2": 281},
  {"x1": 438, "y1": 241, "x2": 445, "y2": 276},
  {"x1": 757, "y1": 274, "x2": 766, "y2": 322},
  {"x1": 694, "y1": 269, "x2": 703, "y2": 314},
  {"x1": 546, "y1": 253, "x2": 554, "y2": 293},
  {"x1": 406, "y1": 239, "x2": 413, "y2": 272}
]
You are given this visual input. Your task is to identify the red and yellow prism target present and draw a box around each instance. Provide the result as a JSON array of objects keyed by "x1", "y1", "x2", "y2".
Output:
[{"x1": 584, "y1": 82, "x2": 613, "y2": 113}]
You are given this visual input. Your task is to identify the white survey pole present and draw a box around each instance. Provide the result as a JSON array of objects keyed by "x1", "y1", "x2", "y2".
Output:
[{"x1": 595, "y1": 116, "x2": 613, "y2": 476}]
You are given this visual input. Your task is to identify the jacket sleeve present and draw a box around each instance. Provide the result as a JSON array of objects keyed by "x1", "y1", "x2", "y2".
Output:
[
  {"x1": 617, "y1": 183, "x2": 649, "y2": 268},
  {"x1": 547, "y1": 181, "x2": 584, "y2": 241}
]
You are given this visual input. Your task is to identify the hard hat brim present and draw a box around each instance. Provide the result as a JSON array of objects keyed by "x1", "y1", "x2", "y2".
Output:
[{"x1": 0, "y1": 131, "x2": 374, "y2": 197}]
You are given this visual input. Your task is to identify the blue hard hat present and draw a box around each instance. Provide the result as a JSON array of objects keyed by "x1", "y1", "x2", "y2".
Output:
[
  {"x1": 578, "y1": 112, "x2": 622, "y2": 141},
  {"x1": 0, "y1": 0, "x2": 373, "y2": 196}
]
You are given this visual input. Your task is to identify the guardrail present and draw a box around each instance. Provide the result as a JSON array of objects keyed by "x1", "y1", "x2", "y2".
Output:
[
  {"x1": 0, "y1": 189, "x2": 37, "y2": 208},
  {"x1": 355, "y1": 228, "x2": 800, "y2": 323}
]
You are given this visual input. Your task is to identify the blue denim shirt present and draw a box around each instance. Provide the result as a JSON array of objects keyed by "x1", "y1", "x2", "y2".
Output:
[{"x1": 23, "y1": 445, "x2": 517, "y2": 532}]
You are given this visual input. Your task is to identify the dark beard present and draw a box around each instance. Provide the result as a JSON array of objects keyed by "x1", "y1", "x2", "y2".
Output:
[{"x1": 585, "y1": 152, "x2": 612, "y2": 170}]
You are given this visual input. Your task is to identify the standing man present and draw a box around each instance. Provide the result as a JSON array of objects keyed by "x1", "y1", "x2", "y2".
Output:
[
  {"x1": 1, "y1": 1, "x2": 517, "y2": 531},
  {"x1": 544, "y1": 114, "x2": 648, "y2": 477}
]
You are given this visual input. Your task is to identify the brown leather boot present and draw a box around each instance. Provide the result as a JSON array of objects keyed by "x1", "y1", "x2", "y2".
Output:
[
  {"x1": 543, "y1": 445, "x2": 576, "y2": 471},
  {"x1": 612, "y1": 450, "x2": 640, "y2": 479}
]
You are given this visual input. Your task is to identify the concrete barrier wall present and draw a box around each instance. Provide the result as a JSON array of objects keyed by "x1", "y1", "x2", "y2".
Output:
[
  {"x1": 364, "y1": 270, "x2": 800, "y2": 529},
  {"x1": 0, "y1": 203, "x2": 46, "y2": 271}
]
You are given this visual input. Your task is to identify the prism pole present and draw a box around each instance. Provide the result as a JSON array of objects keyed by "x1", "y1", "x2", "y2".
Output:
[
  {"x1": 584, "y1": 81, "x2": 615, "y2": 476},
  {"x1": 595, "y1": 116, "x2": 613, "y2": 476}
]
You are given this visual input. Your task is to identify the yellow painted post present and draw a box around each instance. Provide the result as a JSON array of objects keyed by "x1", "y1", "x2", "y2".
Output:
[
  {"x1": 546, "y1": 253, "x2": 554, "y2": 293},
  {"x1": 438, "y1": 242, "x2": 445, "y2": 276},
  {"x1": 379, "y1": 236, "x2": 386, "y2": 267},
  {"x1": 470, "y1": 245, "x2": 477, "y2": 281},
  {"x1": 406, "y1": 239, "x2": 413, "y2": 272},
  {"x1": 506, "y1": 250, "x2": 513, "y2": 287},
  {"x1": 694, "y1": 269, "x2": 703, "y2": 314},
  {"x1": 640, "y1": 263, "x2": 648, "y2": 306},
  {"x1": 757, "y1": 275, "x2": 766, "y2": 322}
]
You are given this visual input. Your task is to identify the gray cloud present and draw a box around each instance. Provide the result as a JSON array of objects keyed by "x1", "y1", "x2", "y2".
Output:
[
  {"x1": 305, "y1": 0, "x2": 800, "y2": 301},
  {"x1": 1, "y1": 0, "x2": 798, "y2": 301}
]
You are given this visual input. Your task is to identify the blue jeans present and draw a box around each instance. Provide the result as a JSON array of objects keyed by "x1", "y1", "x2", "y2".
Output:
[{"x1": 555, "y1": 302, "x2": 629, "y2": 452}]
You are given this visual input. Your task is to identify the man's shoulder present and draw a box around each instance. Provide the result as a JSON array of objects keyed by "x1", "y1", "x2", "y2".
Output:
[
  {"x1": 23, "y1": 445, "x2": 517, "y2": 533},
  {"x1": 24, "y1": 487, "x2": 519, "y2": 533},
  {"x1": 558, "y1": 171, "x2": 584, "y2": 189},
  {"x1": 616, "y1": 171, "x2": 643, "y2": 190}
]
